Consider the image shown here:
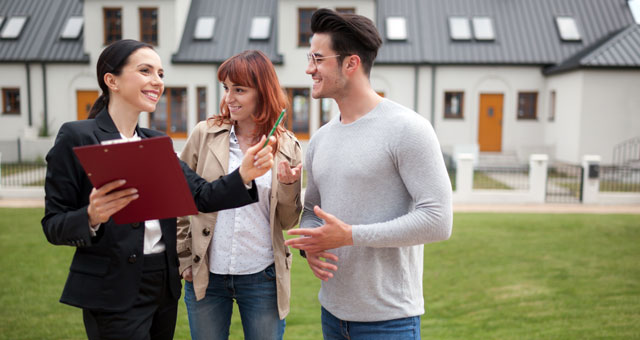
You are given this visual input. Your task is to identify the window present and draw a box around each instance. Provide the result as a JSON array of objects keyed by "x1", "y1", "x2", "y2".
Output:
[
  {"x1": 149, "y1": 88, "x2": 188, "y2": 138},
  {"x1": 444, "y1": 92, "x2": 464, "y2": 119},
  {"x1": 555, "y1": 17, "x2": 581, "y2": 41},
  {"x1": 60, "y1": 16, "x2": 83, "y2": 39},
  {"x1": 548, "y1": 90, "x2": 556, "y2": 122},
  {"x1": 449, "y1": 17, "x2": 471, "y2": 40},
  {"x1": 386, "y1": 17, "x2": 407, "y2": 41},
  {"x1": 249, "y1": 17, "x2": 271, "y2": 40},
  {"x1": 194, "y1": 17, "x2": 215, "y2": 40},
  {"x1": 285, "y1": 88, "x2": 310, "y2": 139},
  {"x1": 1, "y1": 16, "x2": 28, "y2": 39},
  {"x1": 2, "y1": 88, "x2": 20, "y2": 114},
  {"x1": 517, "y1": 92, "x2": 538, "y2": 120},
  {"x1": 139, "y1": 8, "x2": 158, "y2": 45},
  {"x1": 298, "y1": 8, "x2": 316, "y2": 47},
  {"x1": 336, "y1": 8, "x2": 355, "y2": 14},
  {"x1": 103, "y1": 8, "x2": 122, "y2": 45},
  {"x1": 472, "y1": 17, "x2": 494, "y2": 40},
  {"x1": 197, "y1": 87, "x2": 207, "y2": 122},
  {"x1": 319, "y1": 98, "x2": 333, "y2": 126}
]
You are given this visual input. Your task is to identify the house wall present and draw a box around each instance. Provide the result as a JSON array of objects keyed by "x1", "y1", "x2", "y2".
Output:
[
  {"x1": 84, "y1": 0, "x2": 217, "y2": 139},
  {"x1": 579, "y1": 69, "x2": 640, "y2": 164},
  {"x1": 544, "y1": 71, "x2": 584, "y2": 164},
  {"x1": 433, "y1": 65, "x2": 548, "y2": 161},
  {"x1": 0, "y1": 64, "x2": 30, "y2": 140}
]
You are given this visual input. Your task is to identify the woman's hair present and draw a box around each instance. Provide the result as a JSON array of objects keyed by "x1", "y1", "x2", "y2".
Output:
[
  {"x1": 213, "y1": 50, "x2": 288, "y2": 152},
  {"x1": 311, "y1": 8, "x2": 382, "y2": 77},
  {"x1": 87, "y1": 39, "x2": 154, "y2": 119}
]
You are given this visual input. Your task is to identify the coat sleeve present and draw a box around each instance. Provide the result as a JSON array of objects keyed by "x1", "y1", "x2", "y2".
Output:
[
  {"x1": 275, "y1": 136, "x2": 303, "y2": 231},
  {"x1": 41, "y1": 123, "x2": 101, "y2": 247}
]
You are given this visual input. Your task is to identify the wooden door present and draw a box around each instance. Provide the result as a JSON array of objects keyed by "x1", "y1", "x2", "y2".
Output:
[
  {"x1": 478, "y1": 93, "x2": 503, "y2": 152},
  {"x1": 76, "y1": 90, "x2": 99, "y2": 120}
]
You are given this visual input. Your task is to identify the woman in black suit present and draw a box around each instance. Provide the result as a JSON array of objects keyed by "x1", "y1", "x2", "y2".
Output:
[{"x1": 41, "y1": 39, "x2": 275, "y2": 340}]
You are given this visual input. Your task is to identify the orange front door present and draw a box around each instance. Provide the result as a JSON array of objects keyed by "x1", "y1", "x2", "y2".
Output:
[
  {"x1": 478, "y1": 93, "x2": 503, "y2": 152},
  {"x1": 76, "y1": 90, "x2": 99, "y2": 120}
]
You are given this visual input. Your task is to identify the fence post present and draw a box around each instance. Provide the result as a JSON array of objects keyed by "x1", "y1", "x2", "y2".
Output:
[
  {"x1": 456, "y1": 153, "x2": 474, "y2": 199},
  {"x1": 582, "y1": 155, "x2": 601, "y2": 204},
  {"x1": 529, "y1": 154, "x2": 548, "y2": 203}
]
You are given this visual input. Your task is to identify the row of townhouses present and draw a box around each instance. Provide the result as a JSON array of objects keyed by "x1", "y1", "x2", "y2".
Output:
[{"x1": 0, "y1": 0, "x2": 639, "y2": 164}]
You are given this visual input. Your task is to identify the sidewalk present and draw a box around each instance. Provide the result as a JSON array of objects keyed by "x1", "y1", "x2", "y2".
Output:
[{"x1": 1, "y1": 197, "x2": 639, "y2": 214}]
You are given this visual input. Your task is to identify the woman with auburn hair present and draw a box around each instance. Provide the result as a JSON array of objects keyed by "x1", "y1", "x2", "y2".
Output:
[{"x1": 177, "y1": 50, "x2": 303, "y2": 340}]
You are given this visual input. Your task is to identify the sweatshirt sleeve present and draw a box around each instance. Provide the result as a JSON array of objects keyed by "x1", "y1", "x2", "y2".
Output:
[{"x1": 351, "y1": 117, "x2": 453, "y2": 248}]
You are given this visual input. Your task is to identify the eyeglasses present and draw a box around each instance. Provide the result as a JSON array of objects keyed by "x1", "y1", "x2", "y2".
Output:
[{"x1": 306, "y1": 53, "x2": 341, "y2": 67}]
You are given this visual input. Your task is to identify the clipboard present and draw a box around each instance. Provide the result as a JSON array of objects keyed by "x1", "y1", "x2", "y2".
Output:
[{"x1": 73, "y1": 136, "x2": 197, "y2": 224}]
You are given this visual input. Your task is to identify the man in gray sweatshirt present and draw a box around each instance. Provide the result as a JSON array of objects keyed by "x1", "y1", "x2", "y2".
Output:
[{"x1": 285, "y1": 8, "x2": 453, "y2": 340}]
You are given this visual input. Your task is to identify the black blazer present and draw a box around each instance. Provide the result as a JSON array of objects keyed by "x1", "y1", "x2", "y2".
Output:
[{"x1": 41, "y1": 109, "x2": 258, "y2": 312}]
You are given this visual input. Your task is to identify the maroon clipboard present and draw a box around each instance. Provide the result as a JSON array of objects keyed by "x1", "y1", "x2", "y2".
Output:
[{"x1": 73, "y1": 136, "x2": 197, "y2": 224}]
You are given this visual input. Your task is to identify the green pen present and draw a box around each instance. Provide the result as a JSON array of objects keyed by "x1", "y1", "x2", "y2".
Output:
[{"x1": 262, "y1": 109, "x2": 286, "y2": 148}]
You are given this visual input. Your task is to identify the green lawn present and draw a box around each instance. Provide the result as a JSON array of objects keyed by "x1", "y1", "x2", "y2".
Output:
[{"x1": 1, "y1": 208, "x2": 639, "y2": 339}]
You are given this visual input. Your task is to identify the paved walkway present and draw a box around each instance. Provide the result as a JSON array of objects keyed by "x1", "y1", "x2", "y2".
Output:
[{"x1": 1, "y1": 197, "x2": 639, "y2": 214}]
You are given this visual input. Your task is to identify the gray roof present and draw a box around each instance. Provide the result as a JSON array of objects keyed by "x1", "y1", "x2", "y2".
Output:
[
  {"x1": 172, "y1": 0, "x2": 281, "y2": 64},
  {"x1": 545, "y1": 24, "x2": 640, "y2": 74},
  {"x1": 376, "y1": 0, "x2": 637, "y2": 66},
  {"x1": 0, "y1": 0, "x2": 88, "y2": 63}
]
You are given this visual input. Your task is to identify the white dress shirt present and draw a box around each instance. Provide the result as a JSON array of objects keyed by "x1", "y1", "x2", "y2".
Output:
[{"x1": 209, "y1": 126, "x2": 273, "y2": 274}]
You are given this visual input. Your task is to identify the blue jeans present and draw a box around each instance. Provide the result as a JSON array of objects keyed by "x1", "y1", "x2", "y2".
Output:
[
  {"x1": 184, "y1": 264, "x2": 285, "y2": 340},
  {"x1": 321, "y1": 307, "x2": 421, "y2": 340}
]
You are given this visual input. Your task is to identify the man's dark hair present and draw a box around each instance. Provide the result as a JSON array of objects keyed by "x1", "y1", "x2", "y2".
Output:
[{"x1": 310, "y1": 8, "x2": 382, "y2": 77}]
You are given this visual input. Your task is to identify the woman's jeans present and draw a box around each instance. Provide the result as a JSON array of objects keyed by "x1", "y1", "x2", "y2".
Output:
[
  {"x1": 321, "y1": 306, "x2": 421, "y2": 340},
  {"x1": 184, "y1": 264, "x2": 285, "y2": 340}
]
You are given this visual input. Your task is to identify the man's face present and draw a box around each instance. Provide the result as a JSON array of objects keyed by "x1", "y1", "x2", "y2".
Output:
[{"x1": 305, "y1": 33, "x2": 347, "y2": 100}]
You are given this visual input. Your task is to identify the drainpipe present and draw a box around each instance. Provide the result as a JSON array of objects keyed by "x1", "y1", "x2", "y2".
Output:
[
  {"x1": 430, "y1": 65, "x2": 436, "y2": 128},
  {"x1": 41, "y1": 62, "x2": 48, "y2": 137},
  {"x1": 413, "y1": 65, "x2": 419, "y2": 112},
  {"x1": 25, "y1": 63, "x2": 32, "y2": 127}
]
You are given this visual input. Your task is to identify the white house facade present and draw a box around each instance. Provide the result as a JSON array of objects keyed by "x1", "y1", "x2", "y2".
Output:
[{"x1": 1, "y1": 0, "x2": 639, "y2": 165}]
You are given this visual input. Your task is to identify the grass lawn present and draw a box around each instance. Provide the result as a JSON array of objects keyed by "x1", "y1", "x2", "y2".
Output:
[{"x1": 1, "y1": 208, "x2": 639, "y2": 339}]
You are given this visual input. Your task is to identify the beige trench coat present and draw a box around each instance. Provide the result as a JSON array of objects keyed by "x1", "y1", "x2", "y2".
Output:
[{"x1": 176, "y1": 120, "x2": 302, "y2": 319}]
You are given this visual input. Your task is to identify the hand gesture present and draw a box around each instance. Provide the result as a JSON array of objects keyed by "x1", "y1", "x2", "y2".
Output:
[
  {"x1": 285, "y1": 206, "x2": 354, "y2": 253},
  {"x1": 277, "y1": 161, "x2": 302, "y2": 184},
  {"x1": 181, "y1": 267, "x2": 193, "y2": 282},
  {"x1": 306, "y1": 251, "x2": 339, "y2": 282},
  {"x1": 87, "y1": 179, "x2": 138, "y2": 226},
  {"x1": 239, "y1": 135, "x2": 276, "y2": 184}
]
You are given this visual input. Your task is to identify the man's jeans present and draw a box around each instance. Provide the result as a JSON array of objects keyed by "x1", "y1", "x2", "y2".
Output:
[
  {"x1": 321, "y1": 307, "x2": 421, "y2": 340},
  {"x1": 184, "y1": 264, "x2": 285, "y2": 340}
]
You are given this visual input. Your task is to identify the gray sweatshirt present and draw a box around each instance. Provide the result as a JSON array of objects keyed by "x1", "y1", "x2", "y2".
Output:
[{"x1": 301, "y1": 98, "x2": 453, "y2": 322}]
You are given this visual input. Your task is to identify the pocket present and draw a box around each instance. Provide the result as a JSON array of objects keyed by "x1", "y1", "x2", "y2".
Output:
[
  {"x1": 261, "y1": 264, "x2": 277, "y2": 281},
  {"x1": 69, "y1": 254, "x2": 110, "y2": 277}
]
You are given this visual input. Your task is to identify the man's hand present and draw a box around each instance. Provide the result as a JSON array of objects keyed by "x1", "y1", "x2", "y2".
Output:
[
  {"x1": 285, "y1": 206, "x2": 354, "y2": 253},
  {"x1": 88, "y1": 179, "x2": 138, "y2": 226},
  {"x1": 306, "y1": 251, "x2": 339, "y2": 282},
  {"x1": 239, "y1": 135, "x2": 276, "y2": 185},
  {"x1": 181, "y1": 267, "x2": 193, "y2": 282}
]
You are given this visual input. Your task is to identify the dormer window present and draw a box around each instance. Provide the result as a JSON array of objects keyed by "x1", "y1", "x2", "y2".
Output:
[
  {"x1": 1, "y1": 16, "x2": 28, "y2": 39},
  {"x1": 194, "y1": 17, "x2": 215, "y2": 40},
  {"x1": 472, "y1": 17, "x2": 494, "y2": 40},
  {"x1": 555, "y1": 16, "x2": 581, "y2": 41},
  {"x1": 386, "y1": 17, "x2": 407, "y2": 41},
  {"x1": 249, "y1": 17, "x2": 271, "y2": 40},
  {"x1": 449, "y1": 17, "x2": 471, "y2": 40},
  {"x1": 60, "y1": 16, "x2": 83, "y2": 40}
]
